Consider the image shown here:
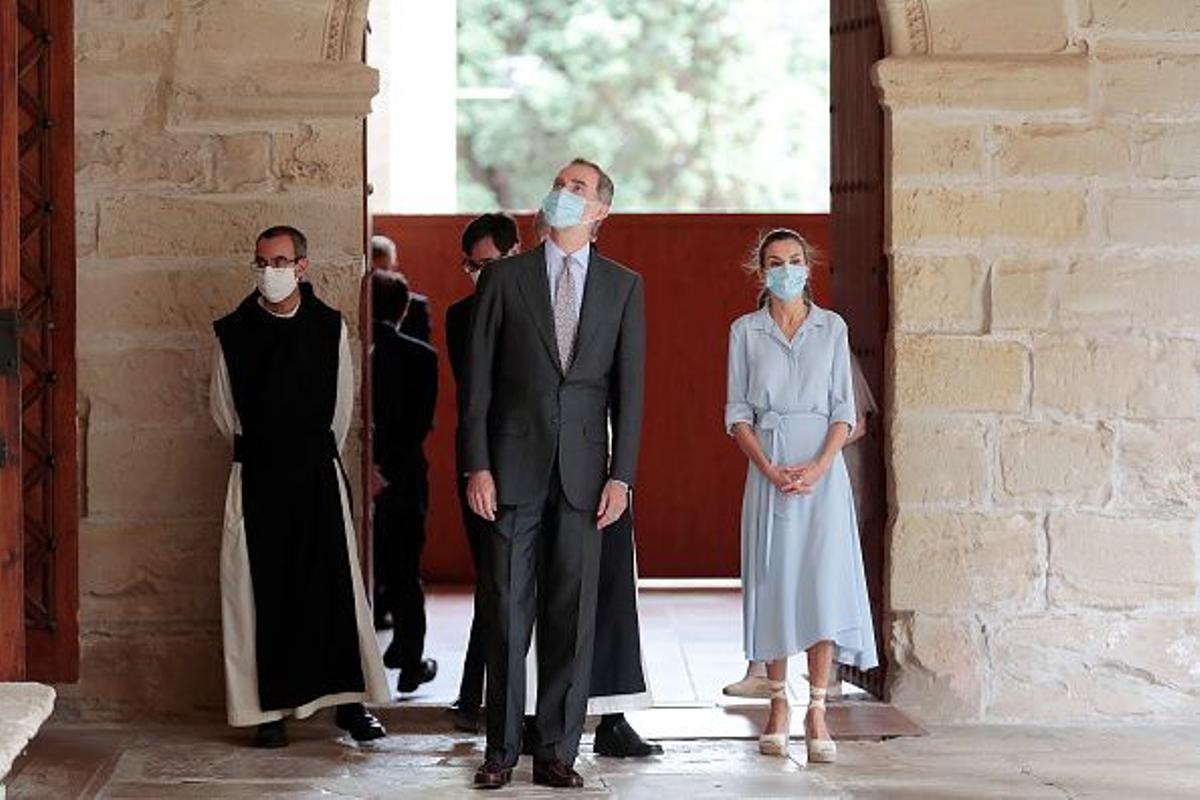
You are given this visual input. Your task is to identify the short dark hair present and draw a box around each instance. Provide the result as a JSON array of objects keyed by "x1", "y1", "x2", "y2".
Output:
[
  {"x1": 569, "y1": 157, "x2": 614, "y2": 206},
  {"x1": 372, "y1": 269, "x2": 410, "y2": 325},
  {"x1": 257, "y1": 225, "x2": 307, "y2": 259},
  {"x1": 461, "y1": 213, "x2": 519, "y2": 256}
]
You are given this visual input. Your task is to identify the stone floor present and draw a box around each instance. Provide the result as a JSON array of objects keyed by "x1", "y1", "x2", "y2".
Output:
[{"x1": 8, "y1": 720, "x2": 1200, "y2": 798}]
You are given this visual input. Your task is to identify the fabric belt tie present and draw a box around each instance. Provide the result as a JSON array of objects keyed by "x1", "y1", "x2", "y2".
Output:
[{"x1": 753, "y1": 409, "x2": 827, "y2": 583}]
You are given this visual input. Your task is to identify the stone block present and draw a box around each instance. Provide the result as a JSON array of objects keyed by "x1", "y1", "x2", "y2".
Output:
[
  {"x1": 1088, "y1": 0, "x2": 1200, "y2": 33},
  {"x1": 1033, "y1": 335, "x2": 1200, "y2": 419},
  {"x1": 891, "y1": 414, "x2": 990, "y2": 504},
  {"x1": 76, "y1": 130, "x2": 211, "y2": 189},
  {"x1": 77, "y1": 199, "x2": 99, "y2": 259},
  {"x1": 1104, "y1": 192, "x2": 1200, "y2": 246},
  {"x1": 78, "y1": 347, "x2": 203, "y2": 425},
  {"x1": 1117, "y1": 421, "x2": 1200, "y2": 509},
  {"x1": 1058, "y1": 257, "x2": 1200, "y2": 331},
  {"x1": 993, "y1": 124, "x2": 1131, "y2": 177},
  {"x1": 989, "y1": 613, "x2": 1200, "y2": 720},
  {"x1": 272, "y1": 125, "x2": 363, "y2": 189},
  {"x1": 998, "y1": 420, "x2": 1114, "y2": 505},
  {"x1": 892, "y1": 255, "x2": 986, "y2": 333},
  {"x1": 213, "y1": 133, "x2": 272, "y2": 192},
  {"x1": 79, "y1": 520, "x2": 221, "y2": 626},
  {"x1": 1137, "y1": 124, "x2": 1200, "y2": 179},
  {"x1": 76, "y1": 69, "x2": 161, "y2": 129},
  {"x1": 85, "y1": 426, "x2": 230, "y2": 518},
  {"x1": 1049, "y1": 513, "x2": 1196, "y2": 609},
  {"x1": 928, "y1": 0, "x2": 1071, "y2": 54},
  {"x1": 891, "y1": 122, "x2": 982, "y2": 176},
  {"x1": 84, "y1": 0, "x2": 172, "y2": 23},
  {"x1": 893, "y1": 188, "x2": 1086, "y2": 247},
  {"x1": 991, "y1": 257, "x2": 1058, "y2": 332},
  {"x1": 893, "y1": 335, "x2": 1028, "y2": 412},
  {"x1": 1101, "y1": 56, "x2": 1200, "y2": 115},
  {"x1": 891, "y1": 511, "x2": 1043, "y2": 613},
  {"x1": 889, "y1": 614, "x2": 983, "y2": 721},
  {"x1": 174, "y1": 0, "x2": 330, "y2": 65},
  {"x1": 875, "y1": 56, "x2": 1089, "y2": 112},
  {"x1": 75, "y1": 28, "x2": 173, "y2": 66},
  {"x1": 97, "y1": 193, "x2": 363, "y2": 259}
]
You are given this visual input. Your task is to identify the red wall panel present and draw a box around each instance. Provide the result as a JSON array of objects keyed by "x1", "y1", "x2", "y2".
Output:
[{"x1": 371, "y1": 213, "x2": 829, "y2": 581}]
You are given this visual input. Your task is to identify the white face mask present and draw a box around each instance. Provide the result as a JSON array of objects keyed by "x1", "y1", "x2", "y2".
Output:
[{"x1": 256, "y1": 266, "x2": 298, "y2": 303}]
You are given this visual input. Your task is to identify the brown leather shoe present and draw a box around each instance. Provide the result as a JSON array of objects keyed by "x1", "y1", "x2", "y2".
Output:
[
  {"x1": 473, "y1": 760, "x2": 513, "y2": 789},
  {"x1": 532, "y1": 758, "x2": 584, "y2": 788}
]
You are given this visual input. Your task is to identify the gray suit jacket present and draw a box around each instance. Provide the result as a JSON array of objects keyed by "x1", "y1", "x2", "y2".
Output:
[{"x1": 459, "y1": 242, "x2": 645, "y2": 512}]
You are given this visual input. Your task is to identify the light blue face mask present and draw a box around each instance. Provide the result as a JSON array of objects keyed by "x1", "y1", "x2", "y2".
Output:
[
  {"x1": 764, "y1": 263, "x2": 809, "y2": 301},
  {"x1": 541, "y1": 189, "x2": 587, "y2": 229}
]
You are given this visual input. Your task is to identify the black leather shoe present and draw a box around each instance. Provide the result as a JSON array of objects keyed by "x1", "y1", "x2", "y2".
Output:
[
  {"x1": 532, "y1": 758, "x2": 584, "y2": 788},
  {"x1": 397, "y1": 658, "x2": 438, "y2": 693},
  {"x1": 594, "y1": 718, "x2": 664, "y2": 758},
  {"x1": 253, "y1": 720, "x2": 287, "y2": 748},
  {"x1": 334, "y1": 703, "x2": 387, "y2": 742},
  {"x1": 448, "y1": 699, "x2": 481, "y2": 733},
  {"x1": 473, "y1": 760, "x2": 513, "y2": 789},
  {"x1": 521, "y1": 715, "x2": 538, "y2": 756}
]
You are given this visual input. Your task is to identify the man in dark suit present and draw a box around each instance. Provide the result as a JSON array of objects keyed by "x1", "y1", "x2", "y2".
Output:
[
  {"x1": 371, "y1": 235, "x2": 432, "y2": 343},
  {"x1": 445, "y1": 213, "x2": 520, "y2": 731},
  {"x1": 463, "y1": 159, "x2": 645, "y2": 790},
  {"x1": 371, "y1": 269, "x2": 439, "y2": 694}
]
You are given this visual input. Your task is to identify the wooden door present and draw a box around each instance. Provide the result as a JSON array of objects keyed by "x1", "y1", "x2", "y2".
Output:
[
  {"x1": 10, "y1": 0, "x2": 77, "y2": 683},
  {"x1": 831, "y1": 0, "x2": 888, "y2": 698}
]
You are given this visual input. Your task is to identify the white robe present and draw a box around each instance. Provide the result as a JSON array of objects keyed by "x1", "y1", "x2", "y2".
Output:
[{"x1": 210, "y1": 301, "x2": 390, "y2": 727}]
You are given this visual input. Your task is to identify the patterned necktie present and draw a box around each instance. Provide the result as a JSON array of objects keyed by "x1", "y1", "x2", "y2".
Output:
[{"x1": 553, "y1": 255, "x2": 578, "y2": 372}]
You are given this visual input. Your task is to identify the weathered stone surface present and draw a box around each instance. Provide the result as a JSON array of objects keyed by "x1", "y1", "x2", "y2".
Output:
[
  {"x1": 892, "y1": 255, "x2": 986, "y2": 333},
  {"x1": 991, "y1": 257, "x2": 1058, "y2": 332},
  {"x1": 86, "y1": 426, "x2": 229, "y2": 518},
  {"x1": 889, "y1": 614, "x2": 983, "y2": 721},
  {"x1": 78, "y1": 347, "x2": 203, "y2": 424},
  {"x1": 79, "y1": 520, "x2": 221, "y2": 626},
  {"x1": 927, "y1": 0, "x2": 1071, "y2": 54},
  {"x1": 892, "y1": 122, "x2": 983, "y2": 176},
  {"x1": 76, "y1": 28, "x2": 173, "y2": 66},
  {"x1": 891, "y1": 414, "x2": 990, "y2": 504},
  {"x1": 893, "y1": 188, "x2": 1086, "y2": 246},
  {"x1": 174, "y1": 0, "x2": 331, "y2": 64},
  {"x1": 1117, "y1": 421, "x2": 1200, "y2": 509},
  {"x1": 875, "y1": 57, "x2": 1089, "y2": 111},
  {"x1": 272, "y1": 124, "x2": 363, "y2": 189},
  {"x1": 76, "y1": 69, "x2": 161, "y2": 129},
  {"x1": 1089, "y1": 0, "x2": 1200, "y2": 34},
  {"x1": 1049, "y1": 513, "x2": 1196, "y2": 609},
  {"x1": 1104, "y1": 192, "x2": 1200, "y2": 246},
  {"x1": 1033, "y1": 335, "x2": 1200, "y2": 419},
  {"x1": 998, "y1": 420, "x2": 1114, "y2": 505},
  {"x1": 213, "y1": 133, "x2": 272, "y2": 192},
  {"x1": 0, "y1": 683, "x2": 55, "y2": 783},
  {"x1": 97, "y1": 193, "x2": 363, "y2": 259},
  {"x1": 990, "y1": 614, "x2": 1200, "y2": 720},
  {"x1": 1057, "y1": 258, "x2": 1200, "y2": 332},
  {"x1": 1101, "y1": 56, "x2": 1200, "y2": 115},
  {"x1": 84, "y1": 0, "x2": 172, "y2": 23},
  {"x1": 993, "y1": 124, "x2": 1131, "y2": 177},
  {"x1": 1137, "y1": 124, "x2": 1200, "y2": 178},
  {"x1": 77, "y1": 130, "x2": 211, "y2": 188},
  {"x1": 891, "y1": 511, "x2": 1043, "y2": 613},
  {"x1": 893, "y1": 335, "x2": 1027, "y2": 412},
  {"x1": 77, "y1": 198, "x2": 99, "y2": 259}
]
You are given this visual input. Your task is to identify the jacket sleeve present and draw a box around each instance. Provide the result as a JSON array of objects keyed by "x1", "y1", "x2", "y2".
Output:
[
  {"x1": 608, "y1": 274, "x2": 646, "y2": 487},
  {"x1": 460, "y1": 265, "x2": 502, "y2": 472}
]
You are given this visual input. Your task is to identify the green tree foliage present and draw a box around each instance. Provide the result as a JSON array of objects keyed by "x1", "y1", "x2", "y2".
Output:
[{"x1": 457, "y1": 0, "x2": 829, "y2": 213}]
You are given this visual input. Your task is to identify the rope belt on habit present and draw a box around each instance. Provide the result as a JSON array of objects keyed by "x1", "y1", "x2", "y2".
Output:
[{"x1": 753, "y1": 409, "x2": 828, "y2": 582}]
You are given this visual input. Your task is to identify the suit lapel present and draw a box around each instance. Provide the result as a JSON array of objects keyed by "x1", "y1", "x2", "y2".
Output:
[
  {"x1": 571, "y1": 250, "x2": 614, "y2": 372},
  {"x1": 515, "y1": 243, "x2": 562, "y2": 370}
]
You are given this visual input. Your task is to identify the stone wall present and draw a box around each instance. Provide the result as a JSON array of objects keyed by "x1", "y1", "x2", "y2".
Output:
[
  {"x1": 63, "y1": 0, "x2": 375, "y2": 719},
  {"x1": 878, "y1": 0, "x2": 1200, "y2": 721}
]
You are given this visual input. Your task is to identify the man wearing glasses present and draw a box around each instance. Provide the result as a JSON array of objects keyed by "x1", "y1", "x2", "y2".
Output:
[{"x1": 210, "y1": 225, "x2": 390, "y2": 748}]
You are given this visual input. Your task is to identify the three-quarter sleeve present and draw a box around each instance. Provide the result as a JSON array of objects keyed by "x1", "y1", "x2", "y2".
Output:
[
  {"x1": 209, "y1": 340, "x2": 239, "y2": 440},
  {"x1": 829, "y1": 323, "x2": 857, "y2": 432},
  {"x1": 332, "y1": 320, "x2": 355, "y2": 452},
  {"x1": 724, "y1": 322, "x2": 754, "y2": 434}
]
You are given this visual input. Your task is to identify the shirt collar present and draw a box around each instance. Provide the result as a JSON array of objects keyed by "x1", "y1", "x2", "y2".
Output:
[
  {"x1": 545, "y1": 236, "x2": 591, "y2": 269},
  {"x1": 751, "y1": 302, "x2": 827, "y2": 330}
]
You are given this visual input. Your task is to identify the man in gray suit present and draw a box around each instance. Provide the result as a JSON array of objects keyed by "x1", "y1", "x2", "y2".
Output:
[{"x1": 462, "y1": 159, "x2": 645, "y2": 790}]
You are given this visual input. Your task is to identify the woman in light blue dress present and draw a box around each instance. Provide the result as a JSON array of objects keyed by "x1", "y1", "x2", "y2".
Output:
[{"x1": 725, "y1": 228, "x2": 877, "y2": 762}]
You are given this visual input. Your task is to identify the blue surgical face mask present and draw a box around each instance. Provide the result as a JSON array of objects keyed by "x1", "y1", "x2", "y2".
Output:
[
  {"x1": 541, "y1": 189, "x2": 587, "y2": 229},
  {"x1": 764, "y1": 263, "x2": 809, "y2": 302}
]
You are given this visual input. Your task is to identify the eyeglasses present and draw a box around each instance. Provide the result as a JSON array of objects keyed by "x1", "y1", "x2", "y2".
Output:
[
  {"x1": 251, "y1": 256, "x2": 301, "y2": 269},
  {"x1": 463, "y1": 257, "x2": 499, "y2": 273}
]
